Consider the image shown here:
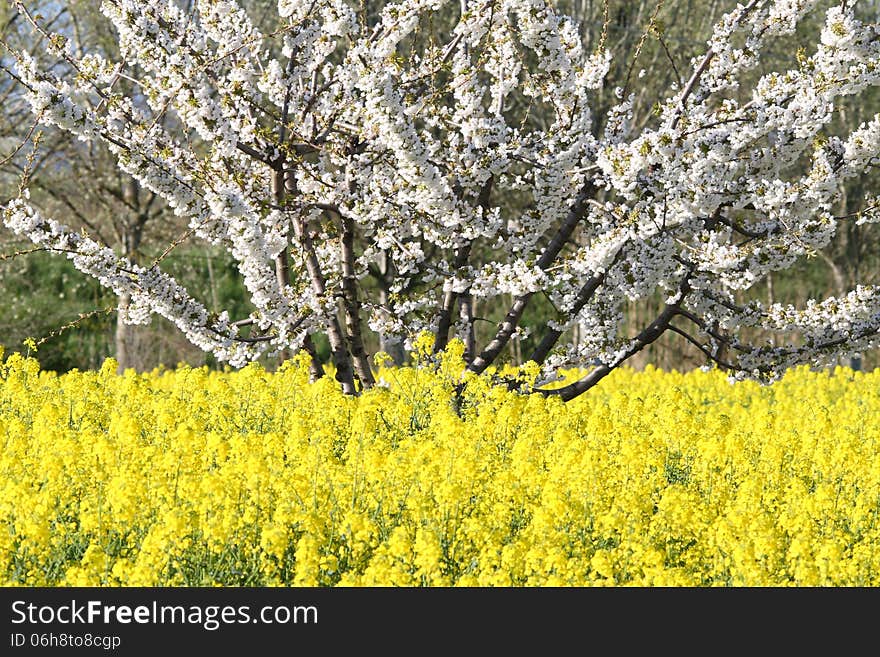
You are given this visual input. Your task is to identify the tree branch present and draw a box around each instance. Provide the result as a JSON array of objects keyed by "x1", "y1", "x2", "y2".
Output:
[
  {"x1": 468, "y1": 182, "x2": 596, "y2": 374},
  {"x1": 535, "y1": 303, "x2": 680, "y2": 401}
]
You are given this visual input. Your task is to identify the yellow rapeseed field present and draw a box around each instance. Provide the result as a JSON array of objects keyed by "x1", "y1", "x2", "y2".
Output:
[{"x1": 1, "y1": 338, "x2": 879, "y2": 587}]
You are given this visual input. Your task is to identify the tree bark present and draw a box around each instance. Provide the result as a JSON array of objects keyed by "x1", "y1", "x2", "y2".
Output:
[
  {"x1": 301, "y1": 334, "x2": 324, "y2": 381},
  {"x1": 376, "y1": 250, "x2": 406, "y2": 365},
  {"x1": 274, "y1": 246, "x2": 292, "y2": 364},
  {"x1": 276, "y1": 169, "x2": 357, "y2": 393},
  {"x1": 340, "y1": 210, "x2": 375, "y2": 388},
  {"x1": 294, "y1": 215, "x2": 358, "y2": 394},
  {"x1": 436, "y1": 176, "x2": 489, "y2": 356},
  {"x1": 115, "y1": 291, "x2": 137, "y2": 374},
  {"x1": 529, "y1": 270, "x2": 608, "y2": 365},
  {"x1": 538, "y1": 303, "x2": 679, "y2": 401},
  {"x1": 459, "y1": 292, "x2": 476, "y2": 362},
  {"x1": 115, "y1": 179, "x2": 146, "y2": 374},
  {"x1": 434, "y1": 242, "x2": 472, "y2": 354},
  {"x1": 468, "y1": 182, "x2": 595, "y2": 374}
]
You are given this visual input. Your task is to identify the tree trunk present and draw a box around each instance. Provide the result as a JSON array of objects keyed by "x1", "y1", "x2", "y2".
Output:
[
  {"x1": 274, "y1": 248, "x2": 292, "y2": 365},
  {"x1": 376, "y1": 251, "x2": 406, "y2": 365},
  {"x1": 340, "y1": 210, "x2": 375, "y2": 388},
  {"x1": 115, "y1": 291, "x2": 136, "y2": 373},
  {"x1": 459, "y1": 293, "x2": 476, "y2": 362},
  {"x1": 274, "y1": 249, "x2": 325, "y2": 381},
  {"x1": 294, "y1": 215, "x2": 358, "y2": 395}
]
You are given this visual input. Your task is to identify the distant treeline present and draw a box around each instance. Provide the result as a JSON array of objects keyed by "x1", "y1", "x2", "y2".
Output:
[{"x1": 2, "y1": 244, "x2": 876, "y2": 374}]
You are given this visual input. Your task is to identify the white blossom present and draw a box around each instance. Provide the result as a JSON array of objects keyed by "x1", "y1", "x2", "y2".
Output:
[{"x1": 4, "y1": 0, "x2": 880, "y2": 397}]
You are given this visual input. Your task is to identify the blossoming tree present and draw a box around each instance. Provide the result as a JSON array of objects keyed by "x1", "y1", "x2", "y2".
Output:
[{"x1": 3, "y1": 0, "x2": 880, "y2": 400}]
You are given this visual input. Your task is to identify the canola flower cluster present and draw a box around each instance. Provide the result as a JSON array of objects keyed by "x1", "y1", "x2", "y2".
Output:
[{"x1": 2, "y1": 341, "x2": 879, "y2": 587}]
